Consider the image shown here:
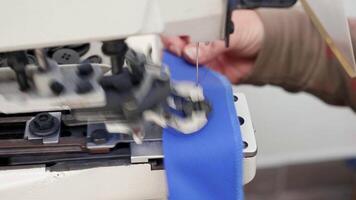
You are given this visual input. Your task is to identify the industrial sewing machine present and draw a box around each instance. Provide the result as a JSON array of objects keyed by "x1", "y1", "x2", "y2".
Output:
[{"x1": 0, "y1": 0, "x2": 296, "y2": 199}]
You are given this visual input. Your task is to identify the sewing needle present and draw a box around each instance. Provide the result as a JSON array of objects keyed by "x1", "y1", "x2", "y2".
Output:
[{"x1": 195, "y1": 42, "x2": 200, "y2": 86}]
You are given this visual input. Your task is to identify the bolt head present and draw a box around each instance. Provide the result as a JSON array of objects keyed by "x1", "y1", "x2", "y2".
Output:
[
  {"x1": 91, "y1": 130, "x2": 109, "y2": 144},
  {"x1": 76, "y1": 80, "x2": 93, "y2": 94},
  {"x1": 50, "y1": 80, "x2": 65, "y2": 95},
  {"x1": 33, "y1": 113, "x2": 55, "y2": 130},
  {"x1": 77, "y1": 63, "x2": 94, "y2": 77}
]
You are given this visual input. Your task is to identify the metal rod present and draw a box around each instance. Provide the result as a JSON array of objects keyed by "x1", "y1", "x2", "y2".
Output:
[
  {"x1": 195, "y1": 42, "x2": 200, "y2": 86},
  {"x1": 34, "y1": 49, "x2": 50, "y2": 71}
]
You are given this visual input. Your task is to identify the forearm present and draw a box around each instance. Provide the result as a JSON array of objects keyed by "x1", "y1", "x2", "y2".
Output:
[{"x1": 243, "y1": 8, "x2": 356, "y2": 111}]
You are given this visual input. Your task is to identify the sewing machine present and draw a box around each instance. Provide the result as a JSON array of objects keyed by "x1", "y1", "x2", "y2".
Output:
[{"x1": 0, "y1": 0, "x2": 296, "y2": 199}]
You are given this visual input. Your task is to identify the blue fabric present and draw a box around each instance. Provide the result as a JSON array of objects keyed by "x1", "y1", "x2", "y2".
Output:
[{"x1": 162, "y1": 52, "x2": 244, "y2": 200}]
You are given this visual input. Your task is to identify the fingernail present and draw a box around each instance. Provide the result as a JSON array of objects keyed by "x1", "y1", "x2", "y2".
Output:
[
  {"x1": 184, "y1": 47, "x2": 196, "y2": 60},
  {"x1": 168, "y1": 45, "x2": 181, "y2": 56}
]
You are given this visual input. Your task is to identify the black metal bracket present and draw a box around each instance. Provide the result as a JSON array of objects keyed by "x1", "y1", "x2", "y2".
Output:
[{"x1": 224, "y1": 0, "x2": 298, "y2": 47}]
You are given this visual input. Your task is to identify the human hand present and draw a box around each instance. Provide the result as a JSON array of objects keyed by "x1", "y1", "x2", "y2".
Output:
[{"x1": 162, "y1": 10, "x2": 264, "y2": 83}]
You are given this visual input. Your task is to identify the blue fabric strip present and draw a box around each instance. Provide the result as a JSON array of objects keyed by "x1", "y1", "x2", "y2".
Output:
[{"x1": 163, "y1": 52, "x2": 244, "y2": 200}]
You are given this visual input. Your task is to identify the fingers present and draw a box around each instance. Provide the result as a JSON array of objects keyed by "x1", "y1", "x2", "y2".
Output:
[
  {"x1": 162, "y1": 36, "x2": 228, "y2": 65},
  {"x1": 182, "y1": 41, "x2": 228, "y2": 65},
  {"x1": 222, "y1": 59, "x2": 254, "y2": 84},
  {"x1": 162, "y1": 36, "x2": 254, "y2": 84},
  {"x1": 161, "y1": 36, "x2": 190, "y2": 56},
  {"x1": 206, "y1": 56, "x2": 254, "y2": 84},
  {"x1": 162, "y1": 9, "x2": 263, "y2": 64},
  {"x1": 228, "y1": 10, "x2": 265, "y2": 57}
]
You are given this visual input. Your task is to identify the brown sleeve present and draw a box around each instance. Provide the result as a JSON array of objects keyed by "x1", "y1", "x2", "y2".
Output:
[{"x1": 242, "y1": 8, "x2": 356, "y2": 111}]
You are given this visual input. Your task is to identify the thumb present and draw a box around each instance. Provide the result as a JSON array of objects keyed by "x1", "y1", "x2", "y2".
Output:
[{"x1": 182, "y1": 41, "x2": 227, "y2": 65}]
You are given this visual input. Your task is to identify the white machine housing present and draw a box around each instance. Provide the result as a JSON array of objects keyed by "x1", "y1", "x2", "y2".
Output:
[
  {"x1": 0, "y1": 0, "x2": 257, "y2": 199},
  {"x1": 0, "y1": 0, "x2": 228, "y2": 52}
]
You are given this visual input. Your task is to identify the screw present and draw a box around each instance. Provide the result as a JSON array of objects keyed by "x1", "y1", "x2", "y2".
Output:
[
  {"x1": 76, "y1": 80, "x2": 93, "y2": 94},
  {"x1": 243, "y1": 141, "x2": 248, "y2": 149},
  {"x1": 77, "y1": 63, "x2": 94, "y2": 77},
  {"x1": 33, "y1": 113, "x2": 54, "y2": 130},
  {"x1": 29, "y1": 112, "x2": 60, "y2": 137},
  {"x1": 91, "y1": 129, "x2": 109, "y2": 144},
  {"x1": 233, "y1": 95, "x2": 238, "y2": 102},
  {"x1": 50, "y1": 80, "x2": 65, "y2": 95},
  {"x1": 238, "y1": 116, "x2": 245, "y2": 125}
]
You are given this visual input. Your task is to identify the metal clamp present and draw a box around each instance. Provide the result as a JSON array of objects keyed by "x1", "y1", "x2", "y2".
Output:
[{"x1": 24, "y1": 112, "x2": 61, "y2": 144}]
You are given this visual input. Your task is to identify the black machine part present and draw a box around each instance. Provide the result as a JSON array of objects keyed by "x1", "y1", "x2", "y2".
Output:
[
  {"x1": 29, "y1": 113, "x2": 60, "y2": 137},
  {"x1": 102, "y1": 39, "x2": 128, "y2": 75},
  {"x1": 236, "y1": 0, "x2": 297, "y2": 8},
  {"x1": 6, "y1": 51, "x2": 31, "y2": 91},
  {"x1": 225, "y1": 0, "x2": 297, "y2": 46}
]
